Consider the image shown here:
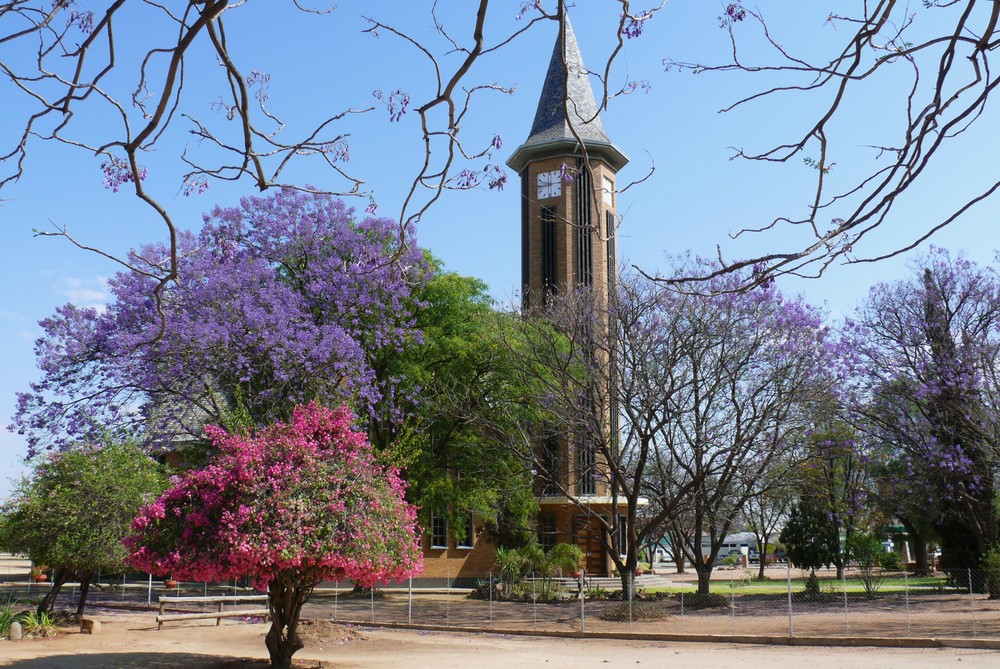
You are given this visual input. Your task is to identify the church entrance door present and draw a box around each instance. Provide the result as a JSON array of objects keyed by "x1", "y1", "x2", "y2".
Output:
[{"x1": 574, "y1": 514, "x2": 607, "y2": 575}]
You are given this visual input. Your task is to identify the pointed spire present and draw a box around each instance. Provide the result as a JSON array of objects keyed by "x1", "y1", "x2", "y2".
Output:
[
  {"x1": 526, "y1": 15, "x2": 610, "y2": 146},
  {"x1": 507, "y1": 14, "x2": 628, "y2": 174}
]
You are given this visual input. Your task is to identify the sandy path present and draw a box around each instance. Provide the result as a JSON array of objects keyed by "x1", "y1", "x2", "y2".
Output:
[{"x1": 1, "y1": 612, "x2": 999, "y2": 669}]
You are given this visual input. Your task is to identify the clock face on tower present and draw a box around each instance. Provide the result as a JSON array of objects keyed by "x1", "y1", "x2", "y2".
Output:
[{"x1": 536, "y1": 170, "x2": 562, "y2": 199}]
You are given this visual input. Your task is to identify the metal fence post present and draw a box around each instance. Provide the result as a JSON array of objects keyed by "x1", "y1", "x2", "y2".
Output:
[
  {"x1": 488, "y1": 571, "x2": 493, "y2": 625},
  {"x1": 904, "y1": 570, "x2": 911, "y2": 637},
  {"x1": 786, "y1": 560, "x2": 793, "y2": 637},
  {"x1": 446, "y1": 567, "x2": 451, "y2": 628},
  {"x1": 969, "y1": 568, "x2": 977, "y2": 638},
  {"x1": 730, "y1": 571, "x2": 736, "y2": 635},
  {"x1": 370, "y1": 585, "x2": 375, "y2": 624},
  {"x1": 333, "y1": 580, "x2": 338, "y2": 621},
  {"x1": 841, "y1": 568, "x2": 849, "y2": 636},
  {"x1": 408, "y1": 575, "x2": 413, "y2": 625},
  {"x1": 147, "y1": 573, "x2": 153, "y2": 606},
  {"x1": 580, "y1": 569, "x2": 585, "y2": 633},
  {"x1": 532, "y1": 573, "x2": 537, "y2": 628},
  {"x1": 628, "y1": 571, "x2": 634, "y2": 627}
]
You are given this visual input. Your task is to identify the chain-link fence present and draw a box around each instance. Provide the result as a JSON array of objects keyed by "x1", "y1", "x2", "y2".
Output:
[
  {"x1": 3, "y1": 556, "x2": 999, "y2": 641},
  {"x1": 316, "y1": 567, "x2": 1000, "y2": 640}
]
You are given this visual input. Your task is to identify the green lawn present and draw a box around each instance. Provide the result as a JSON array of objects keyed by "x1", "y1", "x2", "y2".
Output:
[{"x1": 644, "y1": 574, "x2": 949, "y2": 596}]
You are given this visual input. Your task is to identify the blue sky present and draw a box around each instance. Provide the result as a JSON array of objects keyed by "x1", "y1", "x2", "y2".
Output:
[{"x1": 2, "y1": 1, "x2": 998, "y2": 496}]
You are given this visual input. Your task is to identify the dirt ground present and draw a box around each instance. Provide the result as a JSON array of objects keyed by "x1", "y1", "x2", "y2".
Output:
[{"x1": 1, "y1": 611, "x2": 999, "y2": 669}]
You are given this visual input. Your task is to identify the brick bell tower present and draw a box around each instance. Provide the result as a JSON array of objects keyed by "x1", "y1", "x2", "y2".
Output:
[
  {"x1": 507, "y1": 15, "x2": 628, "y2": 311},
  {"x1": 506, "y1": 15, "x2": 629, "y2": 576}
]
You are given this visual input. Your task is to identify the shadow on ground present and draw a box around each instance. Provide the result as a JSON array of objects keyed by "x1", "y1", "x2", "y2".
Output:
[{"x1": 2, "y1": 653, "x2": 271, "y2": 668}]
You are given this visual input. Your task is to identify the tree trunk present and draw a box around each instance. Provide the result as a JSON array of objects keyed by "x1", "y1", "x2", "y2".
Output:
[
  {"x1": 667, "y1": 526, "x2": 686, "y2": 573},
  {"x1": 619, "y1": 569, "x2": 635, "y2": 601},
  {"x1": 696, "y1": 569, "x2": 712, "y2": 595},
  {"x1": 75, "y1": 571, "x2": 93, "y2": 618},
  {"x1": 37, "y1": 567, "x2": 70, "y2": 617},
  {"x1": 264, "y1": 577, "x2": 312, "y2": 669},
  {"x1": 675, "y1": 550, "x2": 686, "y2": 574},
  {"x1": 899, "y1": 518, "x2": 930, "y2": 576}
]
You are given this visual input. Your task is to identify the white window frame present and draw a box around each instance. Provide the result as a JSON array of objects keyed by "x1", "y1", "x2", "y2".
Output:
[{"x1": 430, "y1": 513, "x2": 449, "y2": 549}]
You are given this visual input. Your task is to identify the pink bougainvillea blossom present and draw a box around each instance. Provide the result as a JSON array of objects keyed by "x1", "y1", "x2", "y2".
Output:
[{"x1": 126, "y1": 403, "x2": 421, "y2": 667}]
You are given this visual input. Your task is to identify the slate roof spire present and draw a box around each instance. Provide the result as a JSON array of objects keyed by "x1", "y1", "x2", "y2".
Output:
[{"x1": 507, "y1": 13, "x2": 628, "y2": 174}]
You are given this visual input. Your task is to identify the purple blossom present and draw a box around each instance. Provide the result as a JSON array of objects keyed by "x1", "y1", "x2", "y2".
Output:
[
  {"x1": 69, "y1": 9, "x2": 94, "y2": 33},
  {"x1": 182, "y1": 177, "x2": 210, "y2": 197},
  {"x1": 246, "y1": 69, "x2": 271, "y2": 103},
  {"x1": 373, "y1": 89, "x2": 410, "y2": 123},
  {"x1": 11, "y1": 189, "x2": 428, "y2": 454},
  {"x1": 719, "y1": 2, "x2": 747, "y2": 28},
  {"x1": 622, "y1": 12, "x2": 653, "y2": 39},
  {"x1": 559, "y1": 162, "x2": 576, "y2": 183},
  {"x1": 101, "y1": 155, "x2": 147, "y2": 193}
]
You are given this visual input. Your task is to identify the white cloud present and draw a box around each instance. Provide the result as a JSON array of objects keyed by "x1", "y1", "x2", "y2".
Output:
[
  {"x1": 61, "y1": 275, "x2": 109, "y2": 311},
  {"x1": 0, "y1": 310, "x2": 27, "y2": 323}
]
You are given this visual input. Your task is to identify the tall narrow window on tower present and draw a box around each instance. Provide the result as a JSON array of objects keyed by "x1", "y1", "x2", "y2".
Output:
[
  {"x1": 521, "y1": 173, "x2": 531, "y2": 310},
  {"x1": 606, "y1": 211, "x2": 617, "y2": 295},
  {"x1": 575, "y1": 160, "x2": 593, "y2": 287},
  {"x1": 541, "y1": 435, "x2": 561, "y2": 495},
  {"x1": 578, "y1": 432, "x2": 596, "y2": 496},
  {"x1": 541, "y1": 205, "x2": 558, "y2": 301}
]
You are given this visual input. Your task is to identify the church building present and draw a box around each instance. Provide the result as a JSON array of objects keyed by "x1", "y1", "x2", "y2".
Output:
[{"x1": 418, "y1": 14, "x2": 631, "y2": 583}]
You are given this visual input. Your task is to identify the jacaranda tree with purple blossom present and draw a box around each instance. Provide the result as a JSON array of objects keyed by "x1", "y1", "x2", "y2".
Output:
[
  {"x1": 648, "y1": 258, "x2": 833, "y2": 595},
  {"x1": 11, "y1": 189, "x2": 425, "y2": 458},
  {"x1": 844, "y1": 248, "x2": 1000, "y2": 590},
  {"x1": 126, "y1": 403, "x2": 421, "y2": 669}
]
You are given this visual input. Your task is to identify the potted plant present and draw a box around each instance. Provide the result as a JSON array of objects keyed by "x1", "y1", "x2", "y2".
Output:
[
  {"x1": 30, "y1": 566, "x2": 49, "y2": 583},
  {"x1": 164, "y1": 577, "x2": 179, "y2": 589}
]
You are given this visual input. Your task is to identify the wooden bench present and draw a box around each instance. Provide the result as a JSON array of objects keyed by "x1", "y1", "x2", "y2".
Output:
[{"x1": 156, "y1": 595, "x2": 269, "y2": 630}]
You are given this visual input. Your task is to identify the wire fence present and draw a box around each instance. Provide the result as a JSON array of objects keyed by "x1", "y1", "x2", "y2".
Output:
[{"x1": 3, "y1": 555, "x2": 999, "y2": 641}]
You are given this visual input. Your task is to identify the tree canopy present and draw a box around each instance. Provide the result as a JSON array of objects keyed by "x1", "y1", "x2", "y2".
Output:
[
  {"x1": 0, "y1": 440, "x2": 168, "y2": 616},
  {"x1": 126, "y1": 402, "x2": 421, "y2": 668},
  {"x1": 843, "y1": 248, "x2": 1000, "y2": 577},
  {"x1": 11, "y1": 189, "x2": 425, "y2": 456}
]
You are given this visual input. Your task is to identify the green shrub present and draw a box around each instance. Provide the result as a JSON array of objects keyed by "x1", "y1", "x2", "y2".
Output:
[
  {"x1": 879, "y1": 550, "x2": 901, "y2": 571},
  {"x1": 20, "y1": 610, "x2": 56, "y2": 638},
  {"x1": 802, "y1": 571, "x2": 822, "y2": 599},
  {"x1": 849, "y1": 533, "x2": 888, "y2": 598},
  {"x1": 0, "y1": 596, "x2": 17, "y2": 639}
]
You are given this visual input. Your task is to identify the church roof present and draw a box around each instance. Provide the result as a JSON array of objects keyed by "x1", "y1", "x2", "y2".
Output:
[{"x1": 507, "y1": 15, "x2": 628, "y2": 174}]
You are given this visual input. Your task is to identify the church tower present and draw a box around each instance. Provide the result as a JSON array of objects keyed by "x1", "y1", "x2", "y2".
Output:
[
  {"x1": 507, "y1": 16, "x2": 630, "y2": 575},
  {"x1": 507, "y1": 16, "x2": 628, "y2": 311}
]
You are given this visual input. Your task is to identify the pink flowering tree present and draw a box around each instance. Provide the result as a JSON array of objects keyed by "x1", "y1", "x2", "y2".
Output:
[{"x1": 126, "y1": 403, "x2": 422, "y2": 669}]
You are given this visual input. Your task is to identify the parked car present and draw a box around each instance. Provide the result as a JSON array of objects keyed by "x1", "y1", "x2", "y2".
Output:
[{"x1": 714, "y1": 549, "x2": 743, "y2": 566}]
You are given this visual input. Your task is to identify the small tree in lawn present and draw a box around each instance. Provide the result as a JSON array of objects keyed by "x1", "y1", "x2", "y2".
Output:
[
  {"x1": 780, "y1": 501, "x2": 839, "y2": 598},
  {"x1": 0, "y1": 441, "x2": 167, "y2": 618},
  {"x1": 126, "y1": 403, "x2": 421, "y2": 669}
]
